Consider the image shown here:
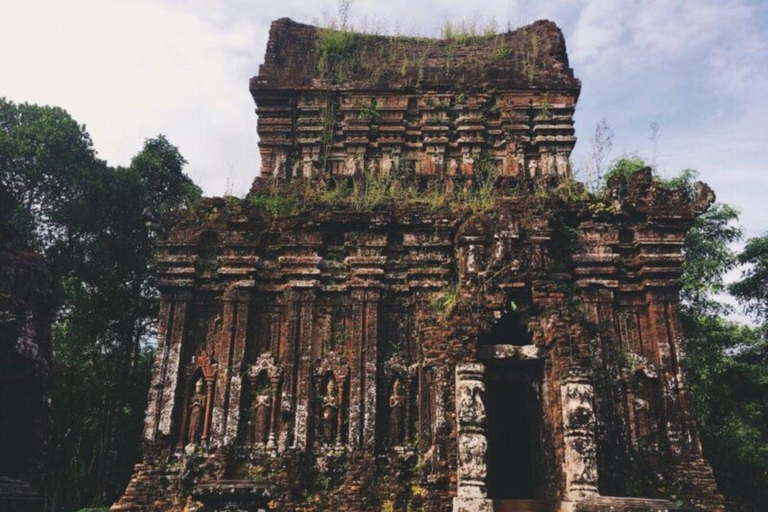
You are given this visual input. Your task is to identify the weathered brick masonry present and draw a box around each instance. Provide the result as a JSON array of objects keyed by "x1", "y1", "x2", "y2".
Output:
[{"x1": 113, "y1": 18, "x2": 726, "y2": 512}]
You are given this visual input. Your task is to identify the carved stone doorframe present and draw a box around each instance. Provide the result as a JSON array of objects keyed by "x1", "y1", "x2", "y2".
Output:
[
  {"x1": 453, "y1": 362, "x2": 493, "y2": 512},
  {"x1": 454, "y1": 359, "x2": 601, "y2": 512},
  {"x1": 560, "y1": 368, "x2": 600, "y2": 502}
]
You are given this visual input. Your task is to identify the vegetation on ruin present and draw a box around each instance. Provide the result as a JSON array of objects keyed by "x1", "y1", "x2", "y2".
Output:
[
  {"x1": 312, "y1": 9, "x2": 546, "y2": 87},
  {"x1": 247, "y1": 156, "x2": 508, "y2": 218},
  {"x1": 430, "y1": 283, "x2": 460, "y2": 318},
  {"x1": 439, "y1": 19, "x2": 499, "y2": 42}
]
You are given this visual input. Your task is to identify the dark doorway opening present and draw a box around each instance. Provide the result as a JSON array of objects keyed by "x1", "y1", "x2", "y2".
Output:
[{"x1": 486, "y1": 366, "x2": 540, "y2": 499}]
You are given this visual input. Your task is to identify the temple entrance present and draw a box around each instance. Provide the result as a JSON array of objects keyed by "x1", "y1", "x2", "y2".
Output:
[{"x1": 485, "y1": 362, "x2": 541, "y2": 500}]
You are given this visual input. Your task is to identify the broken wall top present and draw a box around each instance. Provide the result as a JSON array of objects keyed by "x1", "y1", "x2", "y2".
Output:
[{"x1": 250, "y1": 18, "x2": 581, "y2": 96}]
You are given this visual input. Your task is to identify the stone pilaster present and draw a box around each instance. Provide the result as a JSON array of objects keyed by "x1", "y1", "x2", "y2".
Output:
[
  {"x1": 293, "y1": 288, "x2": 316, "y2": 450},
  {"x1": 662, "y1": 297, "x2": 702, "y2": 456},
  {"x1": 453, "y1": 362, "x2": 492, "y2": 512},
  {"x1": 646, "y1": 291, "x2": 685, "y2": 456},
  {"x1": 210, "y1": 289, "x2": 236, "y2": 446},
  {"x1": 560, "y1": 368, "x2": 599, "y2": 502},
  {"x1": 223, "y1": 287, "x2": 252, "y2": 445},
  {"x1": 348, "y1": 289, "x2": 365, "y2": 448},
  {"x1": 362, "y1": 289, "x2": 380, "y2": 450}
]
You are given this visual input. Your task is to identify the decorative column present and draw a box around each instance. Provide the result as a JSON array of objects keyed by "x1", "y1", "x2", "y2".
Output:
[
  {"x1": 453, "y1": 362, "x2": 492, "y2": 512},
  {"x1": 560, "y1": 368, "x2": 599, "y2": 502},
  {"x1": 267, "y1": 371, "x2": 281, "y2": 451},
  {"x1": 348, "y1": 291, "x2": 364, "y2": 447},
  {"x1": 663, "y1": 297, "x2": 703, "y2": 457},
  {"x1": 362, "y1": 289, "x2": 380, "y2": 450},
  {"x1": 210, "y1": 288, "x2": 237, "y2": 446},
  {"x1": 348, "y1": 287, "x2": 380, "y2": 449},
  {"x1": 336, "y1": 372, "x2": 348, "y2": 447},
  {"x1": 293, "y1": 288, "x2": 316, "y2": 450},
  {"x1": 281, "y1": 290, "x2": 300, "y2": 449},
  {"x1": 202, "y1": 373, "x2": 215, "y2": 441},
  {"x1": 646, "y1": 291, "x2": 685, "y2": 456},
  {"x1": 223, "y1": 287, "x2": 252, "y2": 445}
]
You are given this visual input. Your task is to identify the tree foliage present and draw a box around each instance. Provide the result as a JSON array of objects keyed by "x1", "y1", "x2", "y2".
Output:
[
  {"x1": 0, "y1": 97, "x2": 200, "y2": 511},
  {"x1": 681, "y1": 204, "x2": 742, "y2": 316},
  {"x1": 730, "y1": 235, "x2": 768, "y2": 322},
  {"x1": 683, "y1": 315, "x2": 768, "y2": 506}
]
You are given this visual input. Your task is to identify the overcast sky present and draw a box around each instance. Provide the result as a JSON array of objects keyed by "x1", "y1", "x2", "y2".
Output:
[{"x1": 2, "y1": 0, "x2": 767, "y2": 242}]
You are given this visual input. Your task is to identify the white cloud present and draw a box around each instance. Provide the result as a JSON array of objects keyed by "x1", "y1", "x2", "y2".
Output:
[
  {"x1": 2, "y1": 0, "x2": 766, "y2": 241},
  {"x1": 1, "y1": 0, "x2": 258, "y2": 196}
]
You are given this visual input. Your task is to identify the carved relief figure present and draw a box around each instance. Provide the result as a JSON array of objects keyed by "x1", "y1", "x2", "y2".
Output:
[
  {"x1": 457, "y1": 381, "x2": 486, "y2": 427},
  {"x1": 632, "y1": 370, "x2": 660, "y2": 450},
  {"x1": 250, "y1": 374, "x2": 271, "y2": 445},
  {"x1": 314, "y1": 353, "x2": 349, "y2": 447},
  {"x1": 247, "y1": 354, "x2": 283, "y2": 449},
  {"x1": 186, "y1": 377, "x2": 205, "y2": 445},
  {"x1": 389, "y1": 376, "x2": 405, "y2": 446},
  {"x1": 177, "y1": 352, "x2": 215, "y2": 450},
  {"x1": 321, "y1": 377, "x2": 338, "y2": 445}
]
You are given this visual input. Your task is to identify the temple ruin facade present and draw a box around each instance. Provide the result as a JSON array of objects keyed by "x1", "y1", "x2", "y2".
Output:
[{"x1": 113, "y1": 18, "x2": 726, "y2": 512}]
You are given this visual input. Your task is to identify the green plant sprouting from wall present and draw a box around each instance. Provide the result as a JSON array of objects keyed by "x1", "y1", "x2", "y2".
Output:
[
  {"x1": 320, "y1": 96, "x2": 337, "y2": 172},
  {"x1": 440, "y1": 19, "x2": 499, "y2": 42},
  {"x1": 357, "y1": 98, "x2": 380, "y2": 127},
  {"x1": 313, "y1": 16, "x2": 547, "y2": 89},
  {"x1": 247, "y1": 154, "x2": 507, "y2": 218},
  {"x1": 539, "y1": 95, "x2": 553, "y2": 120},
  {"x1": 316, "y1": 27, "x2": 359, "y2": 82},
  {"x1": 430, "y1": 282, "x2": 460, "y2": 318}
]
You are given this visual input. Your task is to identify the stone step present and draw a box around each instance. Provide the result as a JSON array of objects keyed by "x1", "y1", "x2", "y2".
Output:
[
  {"x1": 576, "y1": 497, "x2": 680, "y2": 512},
  {"x1": 493, "y1": 499, "x2": 546, "y2": 512}
]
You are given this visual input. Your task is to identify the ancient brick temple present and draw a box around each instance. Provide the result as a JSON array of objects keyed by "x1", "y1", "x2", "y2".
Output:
[{"x1": 113, "y1": 18, "x2": 727, "y2": 512}]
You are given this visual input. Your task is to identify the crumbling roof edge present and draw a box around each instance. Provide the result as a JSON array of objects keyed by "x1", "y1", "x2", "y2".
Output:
[{"x1": 250, "y1": 17, "x2": 581, "y2": 98}]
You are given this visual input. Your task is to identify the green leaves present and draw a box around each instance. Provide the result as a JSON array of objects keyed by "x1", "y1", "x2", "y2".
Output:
[
  {"x1": 0, "y1": 97, "x2": 97, "y2": 252},
  {"x1": 682, "y1": 203, "x2": 742, "y2": 316},
  {"x1": 601, "y1": 155, "x2": 646, "y2": 186},
  {"x1": 730, "y1": 235, "x2": 768, "y2": 322},
  {"x1": 44, "y1": 135, "x2": 199, "y2": 509},
  {"x1": 1, "y1": 98, "x2": 201, "y2": 510},
  {"x1": 130, "y1": 135, "x2": 201, "y2": 218},
  {"x1": 683, "y1": 315, "x2": 768, "y2": 504}
]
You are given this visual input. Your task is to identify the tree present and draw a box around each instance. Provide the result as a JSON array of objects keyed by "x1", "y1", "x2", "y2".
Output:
[
  {"x1": 0, "y1": 98, "x2": 97, "y2": 253},
  {"x1": 730, "y1": 235, "x2": 768, "y2": 322},
  {"x1": 681, "y1": 202, "x2": 742, "y2": 316},
  {"x1": 683, "y1": 316, "x2": 768, "y2": 507},
  {"x1": 46, "y1": 139, "x2": 200, "y2": 510},
  {"x1": 0, "y1": 98, "x2": 201, "y2": 511}
]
